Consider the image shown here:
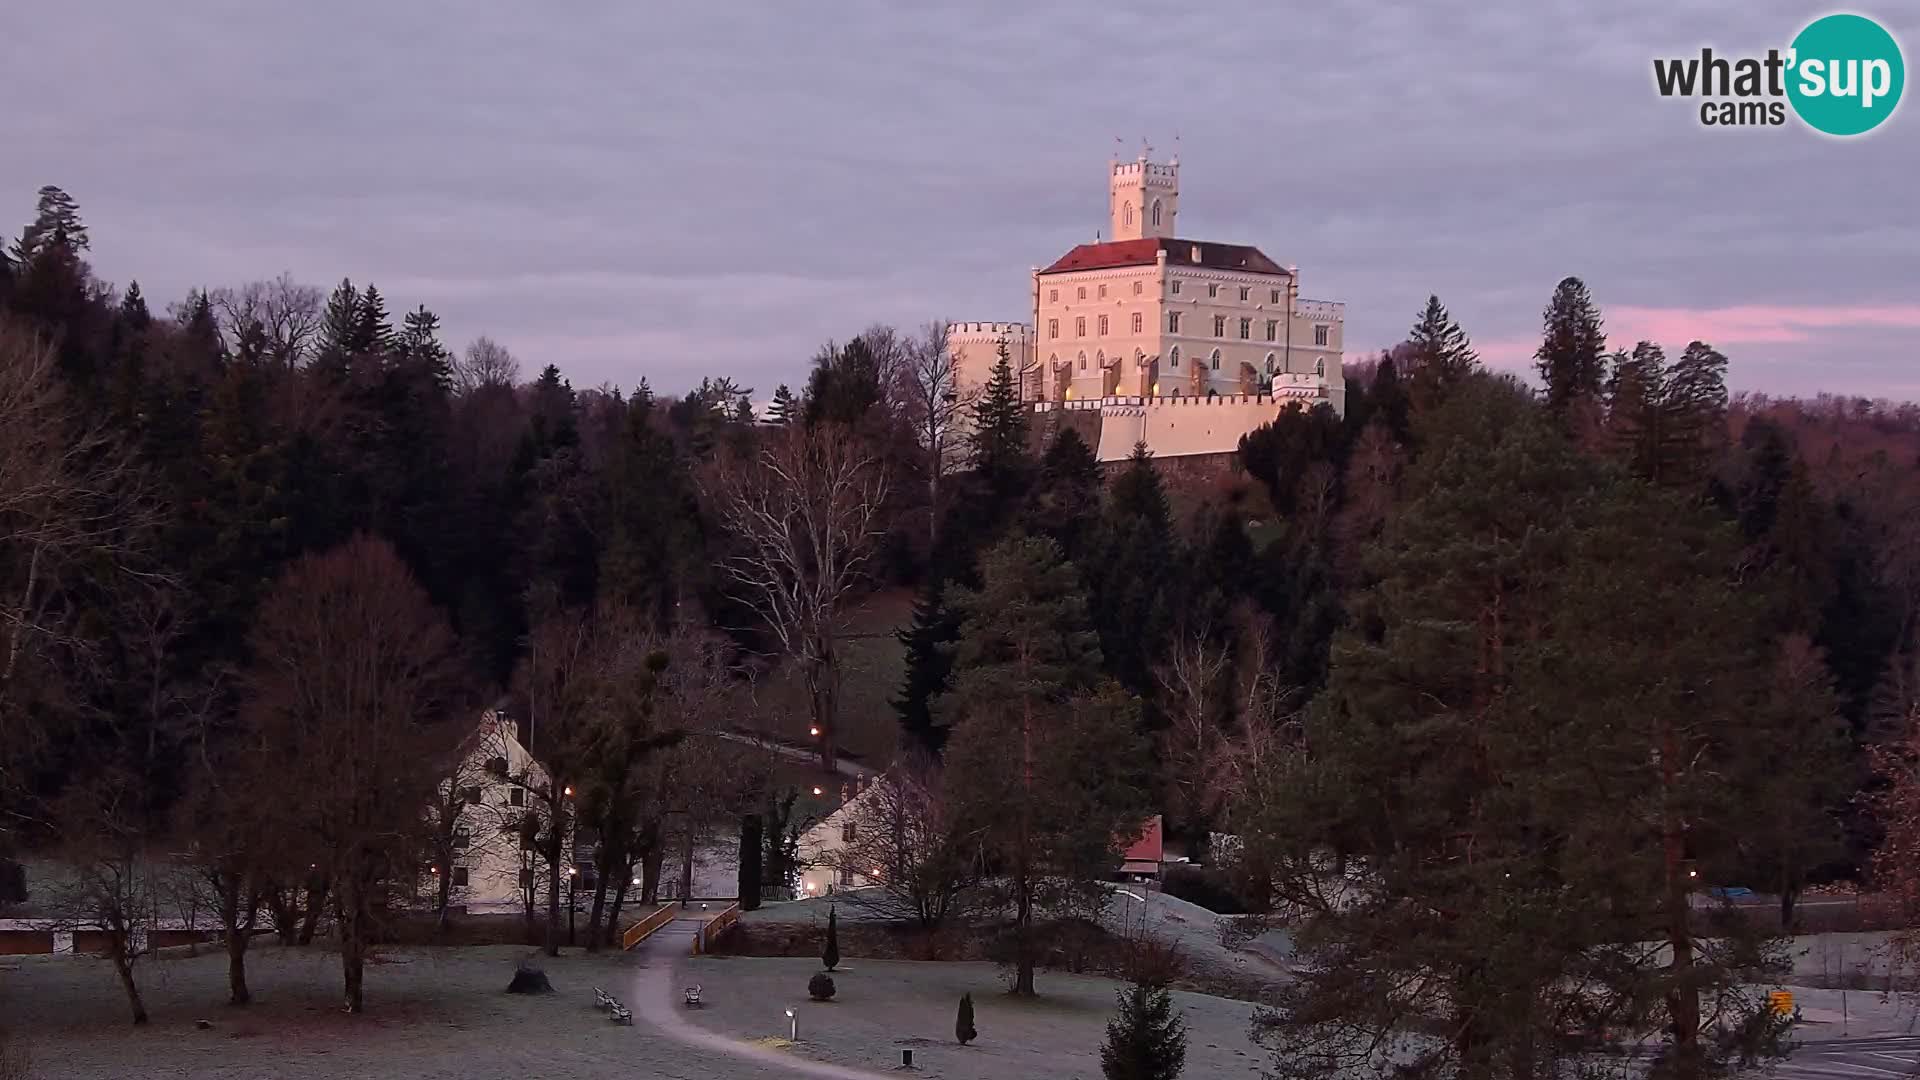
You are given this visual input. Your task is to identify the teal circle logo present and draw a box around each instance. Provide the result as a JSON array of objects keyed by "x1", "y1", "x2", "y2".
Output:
[{"x1": 1787, "y1": 13, "x2": 1904, "y2": 136}]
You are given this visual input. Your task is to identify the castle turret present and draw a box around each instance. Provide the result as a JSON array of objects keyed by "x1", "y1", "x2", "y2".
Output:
[{"x1": 1109, "y1": 154, "x2": 1178, "y2": 241}]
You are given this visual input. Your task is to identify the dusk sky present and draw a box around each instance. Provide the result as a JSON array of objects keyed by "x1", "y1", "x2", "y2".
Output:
[{"x1": 5, "y1": 1, "x2": 1915, "y2": 400}]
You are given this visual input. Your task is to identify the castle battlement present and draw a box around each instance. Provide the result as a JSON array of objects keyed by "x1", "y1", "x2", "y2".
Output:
[
  {"x1": 1033, "y1": 389, "x2": 1325, "y2": 415},
  {"x1": 947, "y1": 321, "x2": 1032, "y2": 340},
  {"x1": 1297, "y1": 298, "x2": 1345, "y2": 321},
  {"x1": 1111, "y1": 160, "x2": 1179, "y2": 184}
]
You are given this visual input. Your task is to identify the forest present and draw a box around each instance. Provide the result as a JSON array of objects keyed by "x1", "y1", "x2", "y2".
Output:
[{"x1": 4, "y1": 182, "x2": 1920, "y2": 1075}]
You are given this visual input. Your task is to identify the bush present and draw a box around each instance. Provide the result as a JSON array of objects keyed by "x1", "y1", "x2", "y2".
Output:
[
  {"x1": 808, "y1": 973, "x2": 837, "y2": 1001},
  {"x1": 956, "y1": 992, "x2": 976, "y2": 1045},
  {"x1": 1160, "y1": 866, "x2": 1248, "y2": 915},
  {"x1": 823, "y1": 905, "x2": 840, "y2": 971}
]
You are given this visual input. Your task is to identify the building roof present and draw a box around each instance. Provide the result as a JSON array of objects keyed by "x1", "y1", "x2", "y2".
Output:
[
  {"x1": 1040, "y1": 238, "x2": 1291, "y2": 277},
  {"x1": 1121, "y1": 815, "x2": 1164, "y2": 865}
]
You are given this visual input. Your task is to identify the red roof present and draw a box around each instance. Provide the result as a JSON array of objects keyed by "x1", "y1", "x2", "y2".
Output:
[
  {"x1": 1121, "y1": 816, "x2": 1164, "y2": 864},
  {"x1": 1041, "y1": 238, "x2": 1290, "y2": 277}
]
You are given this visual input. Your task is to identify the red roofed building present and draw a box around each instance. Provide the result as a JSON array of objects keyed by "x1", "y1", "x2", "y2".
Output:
[
  {"x1": 1117, "y1": 815, "x2": 1166, "y2": 881},
  {"x1": 947, "y1": 152, "x2": 1346, "y2": 464}
]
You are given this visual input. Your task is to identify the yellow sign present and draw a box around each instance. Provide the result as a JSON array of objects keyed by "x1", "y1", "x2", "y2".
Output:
[{"x1": 1768, "y1": 990, "x2": 1794, "y2": 1016}]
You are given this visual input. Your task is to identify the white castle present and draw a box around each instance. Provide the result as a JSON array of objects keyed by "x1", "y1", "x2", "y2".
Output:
[{"x1": 950, "y1": 153, "x2": 1345, "y2": 462}]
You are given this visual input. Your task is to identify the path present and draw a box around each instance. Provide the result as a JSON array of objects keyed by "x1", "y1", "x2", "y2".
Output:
[
  {"x1": 1777, "y1": 1034, "x2": 1920, "y2": 1078},
  {"x1": 626, "y1": 911, "x2": 895, "y2": 1079}
]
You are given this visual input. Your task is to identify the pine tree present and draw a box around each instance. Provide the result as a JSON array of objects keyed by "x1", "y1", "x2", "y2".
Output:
[
  {"x1": 894, "y1": 577, "x2": 961, "y2": 753},
  {"x1": 970, "y1": 338, "x2": 1030, "y2": 501},
  {"x1": 599, "y1": 394, "x2": 702, "y2": 629},
  {"x1": 956, "y1": 992, "x2": 977, "y2": 1045},
  {"x1": 314, "y1": 277, "x2": 361, "y2": 377},
  {"x1": 822, "y1": 905, "x2": 840, "y2": 971},
  {"x1": 398, "y1": 305, "x2": 453, "y2": 390},
  {"x1": 1085, "y1": 444, "x2": 1177, "y2": 696},
  {"x1": 738, "y1": 814, "x2": 764, "y2": 912},
  {"x1": 12, "y1": 184, "x2": 89, "y2": 261},
  {"x1": 1605, "y1": 339, "x2": 1729, "y2": 489},
  {"x1": 1366, "y1": 355, "x2": 1410, "y2": 444},
  {"x1": 1534, "y1": 276, "x2": 1607, "y2": 423},
  {"x1": 1100, "y1": 983, "x2": 1188, "y2": 1080},
  {"x1": 119, "y1": 280, "x2": 151, "y2": 331},
  {"x1": 1403, "y1": 295, "x2": 1478, "y2": 407},
  {"x1": 353, "y1": 284, "x2": 395, "y2": 358},
  {"x1": 766, "y1": 383, "x2": 797, "y2": 426},
  {"x1": 1023, "y1": 427, "x2": 1103, "y2": 564}
]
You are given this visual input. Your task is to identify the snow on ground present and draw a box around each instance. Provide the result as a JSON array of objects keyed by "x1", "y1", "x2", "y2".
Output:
[{"x1": 676, "y1": 954, "x2": 1269, "y2": 1079}]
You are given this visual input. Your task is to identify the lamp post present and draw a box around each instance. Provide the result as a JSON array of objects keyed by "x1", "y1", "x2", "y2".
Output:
[
  {"x1": 567, "y1": 866, "x2": 577, "y2": 947},
  {"x1": 785, "y1": 1007, "x2": 797, "y2": 1042}
]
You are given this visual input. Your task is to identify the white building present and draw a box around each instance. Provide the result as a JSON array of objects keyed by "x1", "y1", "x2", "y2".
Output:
[
  {"x1": 433, "y1": 708, "x2": 554, "y2": 914},
  {"x1": 796, "y1": 776, "x2": 884, "y2": 899},
  {"x1": 951, "y1": 154, "x2": 1346, "y2": 463}
]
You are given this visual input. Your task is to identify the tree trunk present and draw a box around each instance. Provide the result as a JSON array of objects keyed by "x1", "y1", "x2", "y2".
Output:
[
  {"x1": 434, "y1": 857, "x2": 453, "y2": 937},
  {"x1": 545, "y1": 836, "x2": 562, "y2": 957},
  {"x1": 808, "y1": 644, "x2": 839, "y2": 774},
  {"x1": 678, "y1": 825, "x2": 695, "y2": 907},
  {"x1": 227, "y1": 931, "x2": 251, "y2": 1006},
  {"x1": 586, "y1": 872, "x2": 610, "y2": 953},
  {"x1": 1661, "y1": 719, "x2": 1700, "y2": 1076},
  {"x1": 108, "y1": 931, "x2": 149, "y2": 1025},
  {"x1": 339, "y1": 875, "x2": 365, "y2": 1014},
  {"x1": 297, "y1": 877, "x2": 327, "y2": 946},
  {"x1": 605, "y1": 870, "x2": 632, "y2": 948},
  {"x1": 1014, "y1": 870, "x2": 1035, "y2": 996},
  {"x1": 641, "y1": 843, "x2": 665, "y2": 905}
]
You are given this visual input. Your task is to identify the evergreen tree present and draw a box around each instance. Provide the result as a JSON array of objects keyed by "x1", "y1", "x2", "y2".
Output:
[
  {"x1": 397, "y1": 304, "x2": 453, "y2": 390},
  {"x1": 803, "y1": 337, "x2": 883, "y2": 428},
  {"x1": 955, "y1": 992, "x2": 977, "y2": 1045},
  {"x1": 1402, "y1": 294, "x2": 1478, "y2": 407},
  {"x1": 353, "y1": 284, "x2": 395, "y2": 358},
  {"x1": 1366, "y1": 355, "x2": 1410, "y2": 444},
  {"x1": 1100, "y1": 983, "x2": 1188, "y2": 1080},
  {"x1": 939, "y1": 536, "x2": 1149, "y2": 995},
  {"x1": 1605, "y1": 339, "x2": 1729, "y2": 489},
  {"x1": 314, "y1": 277, "x2": 361, "y2": 377},
  {"x1": 1022, "y1": 427, "x2": 1103, "y2": 564},
  {"x1": 766, "y1": 383, "x2": 797, "y2": 426},
  {"x1": 822, "y1": 905, "x2": 840, "y2": 971},
  {"x1": 119, "y1": 280, "x2": 151, "y2": 331},
  {"x1": 894, "y1": 577, "x2": 961, "y2": 753},
  {"x1": 969, "y1": 338, "x2": 1030, "y2": 502},
  {"x1": 1085, "y1": 444, "x2": 1177, "y2": 697},
  {"x1": 738, "y1": 814, "x2": 763, "y2": 912},
  {"x1": 1534, "y1": 275, "x2": 1608, "y2": 424},
  {"x1": 599, "y1": 394, "x2": 702, "y2": 628},
  {"x1": 12, "y1": 184, "x2": 89, "y2": 261}
]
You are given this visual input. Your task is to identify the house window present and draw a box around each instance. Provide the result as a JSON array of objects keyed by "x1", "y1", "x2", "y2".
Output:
[
  {"x1": 1239, "y1": 318, "x2": 1252, "y2": 340},
  {"x1": 508, "y1": 787, "x2": 524, "y2": 807},
  {"x1": 1078, "y1": 351, "x2": 1087, "y2": 370},
  {"x1": 1167, "y1": 312, "x2": 1181, "y2": 333},
  {"x1": 452, "y1": 867, "x2": 469, "y2": 888},
  {"x1": 1213, "y1": 315, "x2": 1226, "y2": 337},
  {"x1": 1207, "y1": 283, "x2": 1220, "y2": 298},
  {"x1": 1171, "y1": 280, "x2": 1182, "y2": 296},
  {"x1": 1098, "y1": 315, "x2": 1109, "y2": 336},
  {"x1": 1131, "y1": 312, "x2": 1143, "y2": 334},
  {"x1": 1049, "y1": 289, "x2": 1058, "y2": 302},
  {"x1": 1239, "y1": 286, "x2": 1251, "y2": 301},
  {"x1": 485, "y1": 756, "x2": 508, "y2": 778},
  {"x1": 1211, "y1": 350, "x2": 1222, "y2": 370},
  {"x1": 1271, "y1": 289, "x2": 1283, "y2": 305},
  {"x1": 453, "y1": 828, "x2": 471, "y2": 850},
  {"x1": 1098, "y1": 284, "x2": 1108, "y2": 299},
  {"x1": 1315, "y1": 324, "x2": 1330, "y2": 347},
  {"x1": 1077, "y1": 286, "x2": 1087, "y2": 300},
  {"x1": 1132, "y1": 281, "x2": 1142, "y2": 296},
  {"x1": 1169, "y1": 347, "x2": 1180, "y2": 368},
  {"x1": 464, "y1": 786, "x2": 481, "y2": 806},
  {"x1": 839, "y1": 867, "x2": 854, "y2": 886},
  {"x1": 1076, "y1": 317, "x2": 1086, "y2": 337},
  {"x1": 519, "y1": 869, "x2": 533, "y2": 890},
  {"x1": 1048, "y1": 319, "x2": 1059, "y2": 339},
  {"x1": 842, "y1": 821, "x2": 858, "y2": 842}
]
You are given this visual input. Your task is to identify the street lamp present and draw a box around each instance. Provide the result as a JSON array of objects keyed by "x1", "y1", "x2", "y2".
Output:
[
  {"x1": 567, "y1": 866, "x2": 578, "y2": 946},
  {"x1": 785, "y1": 1007, "x2": 797, "y2": 1041}
]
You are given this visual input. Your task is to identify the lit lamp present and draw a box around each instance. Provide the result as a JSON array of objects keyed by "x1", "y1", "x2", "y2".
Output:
[
  {"x1": 808, "y1": 726, "x2": 820, "y2": 737},
  {"x1": 786, "y1": 1007, "x2": 797, "y2": 1041},
  {"x1": 812, "y1": 786, "x2": 823, "y2": 796}
]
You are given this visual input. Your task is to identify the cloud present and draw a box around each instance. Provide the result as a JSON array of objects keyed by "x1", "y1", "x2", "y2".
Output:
[{"x1": 1609, "y1": 305, "x2": 1920, "y2": 347}]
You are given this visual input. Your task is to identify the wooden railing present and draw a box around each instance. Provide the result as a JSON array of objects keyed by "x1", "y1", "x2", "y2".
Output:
[
  {"x1": 691, "y1": 903, "x2": 740, "y2": 956},
  {"x1": 620, "y1": 903, "x2": 676, "y2": 951}
]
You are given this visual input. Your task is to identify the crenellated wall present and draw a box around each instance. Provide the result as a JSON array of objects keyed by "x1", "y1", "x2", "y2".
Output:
[{"x1": 1033, "y1": 390, "x2": 1333, "y2": 462}]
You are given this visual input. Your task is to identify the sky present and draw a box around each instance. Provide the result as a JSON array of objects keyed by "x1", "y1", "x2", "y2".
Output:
[{"x1": 3, "y1": 0, "x2": 1915, "y2": 400}]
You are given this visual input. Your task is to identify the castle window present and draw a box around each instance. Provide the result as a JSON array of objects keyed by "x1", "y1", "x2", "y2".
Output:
[
  {"x1": 1076, "y1": 316, "x2": 1086, "y2": 337},
  {"x1": 1266, "y1": 353, "x2": 1279, "y2": 374},
  {"x1": 1131, "y1": 312, "x2": 1143, "y2": 334},
  {"x1": 1207, "y1": 283, "x2": 1220, "y2": 299},
  {"x1": 1265, "y1": 320, "x2": 1278, "y2": 342},
  {"x1": 1315, "y1": 324, "x2": 1330, "y2": 347},
  {"x1": 1048, "y1": 319, "x2": 1059, "y2": 340},
  {"x1": 1077, "y1": 286, "x2": 1087, "y2": 300},
  {"x1": 1210, "y1": 350, "x2": 1222, "y2": 370},
  {"x1": 1171, "y1": 280, "x2": 1182, "y2": 296},
  {"x1": 1271, "y1": 289, "x2": 1282, "y2": 305},
  {"x1": 1213, "y1": 315, "x2": 1226, "y2": 337},
  {"x1": 1123, "y1": 201, "x2": 1133, "y2": 228},
  {"x1": 1169, "y1": 346, "x2": 1180, "y2": 368},
  {"x1": 1151, "y1": 200, "x2": 1162, "y2": 226},
  {"x1": 1098, "y1": 315, "x2": 1109, "y2": 336},
  {"x1": 1078, "y1": 351, "x2": 1087, "y2": 370},
  {"x1": 1098, "y1": 284, "x2": 1107, "y2": 299},
  {"x1": 1049, "y1": 289, "x2": 1058, "y2": 302},
  {"x1": 1167, "y1": 311, "x2": 1181, "y2": 333},
  {"x1": 1239, "y1": 286, "x2": 1251, "y2": 301},
  {"x1": 1314, "y1": 358, "x2": 1326, "y2": 376},
  {"x1": 1132, "y1": 281, "x2": 1142, "y2": 296},
  {"x1": 1239, "y1": 318, "x2": 1251, "y2": 340}
]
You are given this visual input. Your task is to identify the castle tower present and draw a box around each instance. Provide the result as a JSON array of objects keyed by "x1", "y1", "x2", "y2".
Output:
[{"x1": 1109, "y1": 153, "x2": 1178, "y2": 241}]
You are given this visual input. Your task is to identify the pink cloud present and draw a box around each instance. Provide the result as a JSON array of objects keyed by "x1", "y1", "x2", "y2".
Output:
[{"x1": 1608, "y1": 304, "x2": 1920, "y2": 349}]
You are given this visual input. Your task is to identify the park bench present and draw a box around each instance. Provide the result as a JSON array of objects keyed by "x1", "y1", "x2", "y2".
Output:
[
  {"x1": 683, "y1": 984, "x2": 703, "y2": 1008},
  {"x1": 593, "y1": 987, "x2": 615, "y2": 1011},
  {"x1": 609, "y1": 1002, "x2": 633, "y2": 1025}
]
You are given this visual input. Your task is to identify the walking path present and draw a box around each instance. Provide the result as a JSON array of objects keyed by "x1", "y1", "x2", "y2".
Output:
[{"x1": 625, "y1": 912, "x2": 895, "y2": 1079}]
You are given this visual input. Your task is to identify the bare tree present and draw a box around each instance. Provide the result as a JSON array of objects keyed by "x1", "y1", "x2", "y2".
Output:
[
  {"x1": 824, "y1": 761, "x2": 983, "y2": 933},
  {"x1": 1154, "y1": 615, "x2": 1235, "y2": 846},
  {"x1": 50, "y1": 768, "x2": 163, "y2": 1024},
  {"x1": 702, "y1": 423, "x2": 891, "y2": 772},
  {"x1": 899, "y1": 322, "x2": 971, "y2": 546},
  {"x1": 425, "y1": 721, "x2": 523, "y2": 936},
  {"x1": 210, "y1": 274, "x2": 323, "y2": 367},
  {"x1": 455, "y1": 336, "x2": 520, "y2": 396},
  {"x1": 241, "y1": 535, "x2": 470, "y2": 1013},
  {"x1": 513, "y1": 607, "x2": 602, "y2": 957}
]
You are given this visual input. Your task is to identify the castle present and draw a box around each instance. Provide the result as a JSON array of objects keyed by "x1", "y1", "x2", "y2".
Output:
[{"x1": 950, "y1": 153, "x2": 1346, "y2": 462}]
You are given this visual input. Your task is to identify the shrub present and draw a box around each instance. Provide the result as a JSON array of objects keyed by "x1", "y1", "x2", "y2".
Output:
[
  {"x1": 823, "y1": 905, "x2": 840, "y2": 971},
  {"x1": 1160, "y1": 866, "x2": 1248, "y2": 915},
  {"x1": 1100, "y1": 983, "x2": 1187, "y2": 1080},
  {"x1": 808, "y1": 973, "x2": 837, "y2": 1001},
  {"x1": 956, "y1": 992, "x2": 976, "y2": 1045}
]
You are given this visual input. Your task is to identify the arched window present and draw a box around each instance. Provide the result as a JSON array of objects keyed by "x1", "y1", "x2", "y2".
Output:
[
  {"x1": 1210, "y1": 349, "x2": 1222, "y2": 370},
  {"x1": 1314, "y1": 358, "x2": 1325, "y2": 376},
  {"x1": 1095, "y1": 349, "x2": 1105, "y2": 366},
  {"x1": 1169, "y1": 346, "x2": 1180, "y2": 369},
  {"x1": 1265, "y1": 352, "x2": 1278, "y2": 374},
  {"x1": 1123, "y1": 201, "x2": 1134, "y2": 227},
  {"x1": 1078, "y1": 351, "x2": 1087, "y2": 370},
  {"x1": 1151, "y1": 200, "x2": 1162, "y2": 226},
  {"x1": 1049, "y1": 353, "x2": 1058, "y2": 368}
]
